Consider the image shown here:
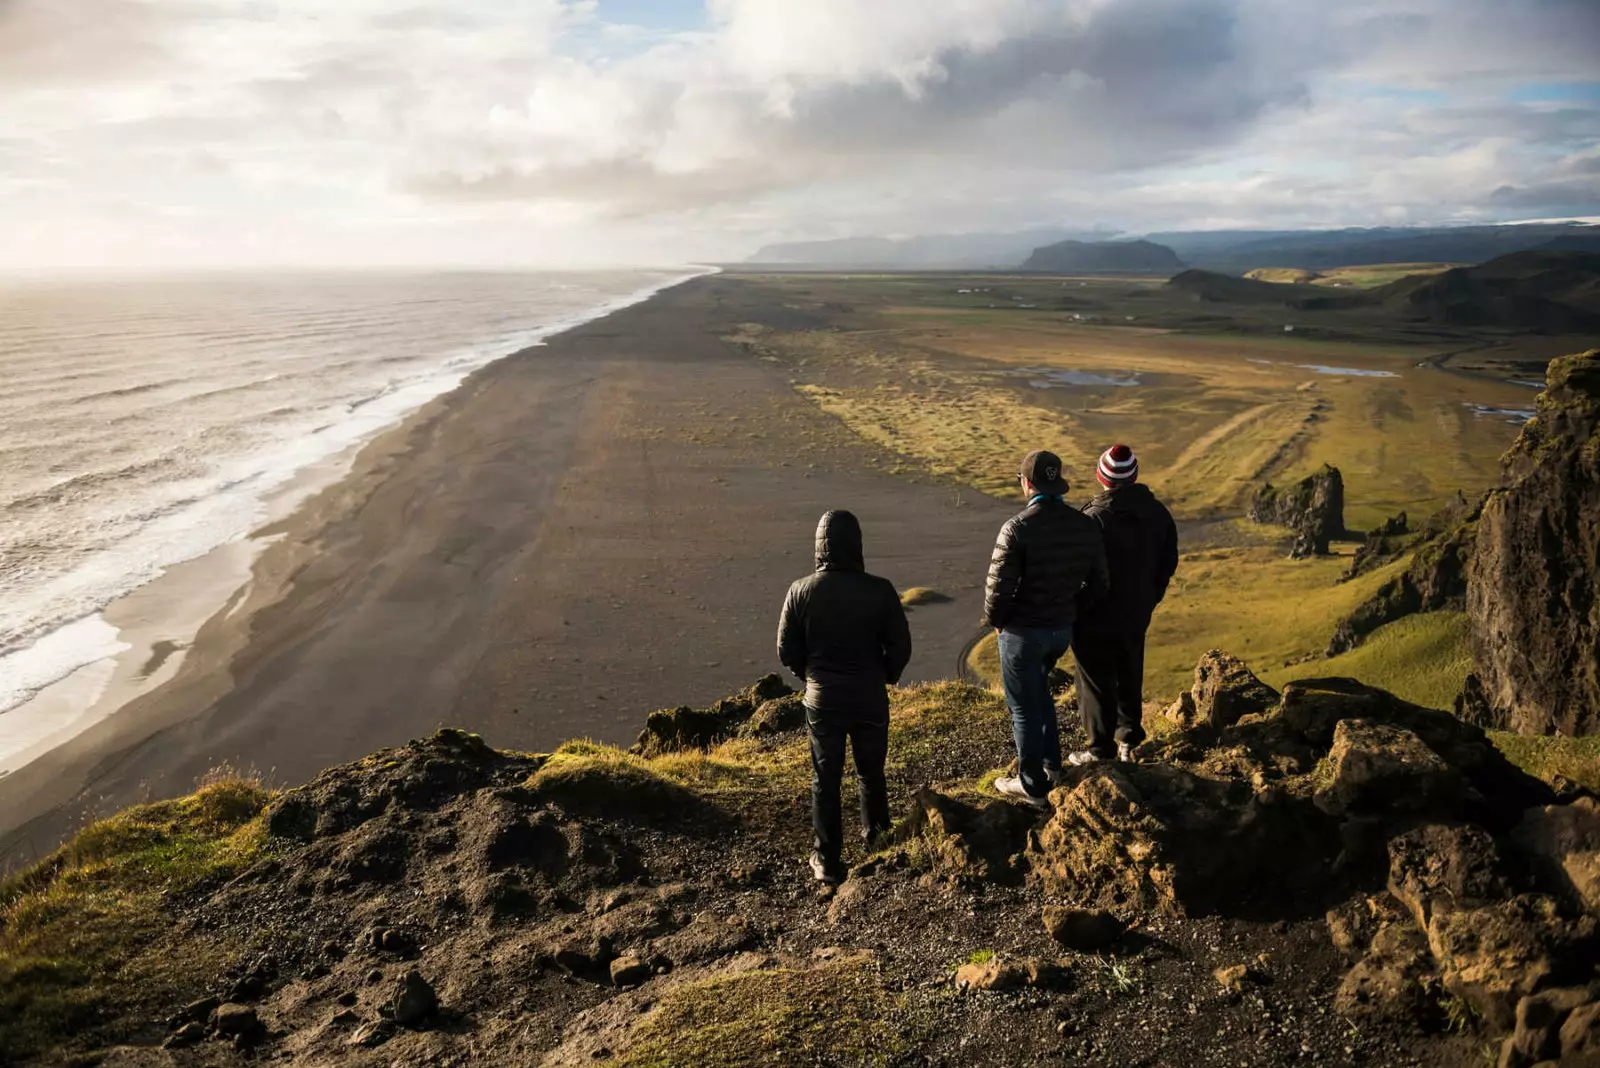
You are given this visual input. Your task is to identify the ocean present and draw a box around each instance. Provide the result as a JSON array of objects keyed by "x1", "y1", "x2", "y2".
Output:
[{"x1": 0, "y1": 268, "x2": 698, "y2": 722}]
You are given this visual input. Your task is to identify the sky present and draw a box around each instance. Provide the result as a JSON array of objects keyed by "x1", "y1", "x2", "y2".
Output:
[{"x1": 1, "y1": 0, "x2": 1597, "y2": 267}]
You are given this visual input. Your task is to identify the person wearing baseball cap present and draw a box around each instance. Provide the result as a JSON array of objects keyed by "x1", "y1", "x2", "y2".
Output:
[
  {"x1": 1069, "y1": 444, "x2": 1178, "y2": 764},
  {"x1": 982, "y1": 449, "x2": 1110, "y2": 807}
]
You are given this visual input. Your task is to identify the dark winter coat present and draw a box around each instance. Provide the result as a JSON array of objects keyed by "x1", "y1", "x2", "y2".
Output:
[
  {"x1": 983, "y1": 496, "x2": 1110, "y2": 630},
  {"x1": 1078, "y1": 483, "x2": 1179, "y2": 636},
  {"x1": 777, "y1": 511, "x2": 913, "y2": 718}
]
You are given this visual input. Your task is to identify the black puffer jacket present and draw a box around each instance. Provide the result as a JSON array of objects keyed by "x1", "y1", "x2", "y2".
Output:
[
  {"x1": 983, "y1": 496, "x2": 1110, "y2": 629},
  {"x1": 1078, "y1": 483, "x2": 1179, "y2": 635},
  {"x1": 777, "y1": 511, "x2": 913, "y2": 718}
]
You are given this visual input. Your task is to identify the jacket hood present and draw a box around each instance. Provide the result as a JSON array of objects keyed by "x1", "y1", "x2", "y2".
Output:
[
  {"x1": 1089, "y1": 482, "x2": 1157, "y2": 513},
  {"x1": 815, "y1": 510, "x2": 865, "y2": 572}
]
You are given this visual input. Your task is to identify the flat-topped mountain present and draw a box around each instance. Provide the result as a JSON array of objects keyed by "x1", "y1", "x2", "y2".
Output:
[{"x1": 1020, "y1": 239, "x2": 1184, "y2": 274}]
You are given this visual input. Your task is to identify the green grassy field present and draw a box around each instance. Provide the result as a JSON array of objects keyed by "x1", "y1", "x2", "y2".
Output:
[
  {"x1": 732, "y1": 273, "x2": 1534, "y2": 529},
  {"x1": 725, "y1": 272, "x2": 1595, "y2": 788}
]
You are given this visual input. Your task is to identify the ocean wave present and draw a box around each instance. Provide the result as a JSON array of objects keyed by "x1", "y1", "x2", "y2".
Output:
[{"x1": 0, "y1": 267, "x2": 707, "y2": 718}]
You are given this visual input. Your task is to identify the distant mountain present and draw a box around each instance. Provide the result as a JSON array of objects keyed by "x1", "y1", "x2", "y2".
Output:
[
  {"x1": 1168, "y1": 223, "x2": 1600, "y2": 272},
  {"x1": 744, "y1": 228, "x2": 1113, "y2": 269},
  {"x1": 1167, "y1": 251, "x2": 1600, "y2": 331},
  {"x1": 1020, "y1": 239, "x2": 1183, "y2": 274},
  {"x1": 1377, "y1": 250, "x2": 1600, "y2": 331}
]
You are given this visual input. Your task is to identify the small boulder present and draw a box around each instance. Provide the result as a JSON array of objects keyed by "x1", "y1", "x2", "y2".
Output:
[
  {"x1": 1313, "y1": 719, "x2": 1466, "y2": 817},
  {"x1": 1325, "y1": 894, "x2": 1409, "y2": 961},
  {"x1": 1190, "y1": 651, "x2": 1280, "y2": 730},
  {"x1": 740, "y1": 694, "x2": 806, "y2": 737},
  {"x1": 391, "y1": 970, "x2": 438, "y2": 1027},
  {"x1": 1042, "y1": 906, "x2": 1125, "y2": 952},
  {"x1": 1387, "y1": 823, "x2": 1511, "y2": 929},
  {"x1": 1334, "y1": 922, "x2": 1437, "y2": 1023},
  {"x1": 1163, "y1": 691, "x2": 1200, "y2": 729},
  {"x1": 211, "y1": 1003, "x2": 261, "y2": 1038},
  {"x1": 1214, "y1": 963, "x2": 1265, "y2": 994},
  {"x1": 1506, "y1": 987, "x2": 1595, "y2": 1065},
  {"x1": 1425, "y1": 894, "x2": 1597, "y2": 1031},
  {"x1": 609, "y1": 955, "x2": 651, "y2": 987},
  {"x1": 1513, "y1": 797, "x2": 1600, "y2": 915},
  {"x1": 955, "y1": 960, "x2": 1027, "y2": 993}
]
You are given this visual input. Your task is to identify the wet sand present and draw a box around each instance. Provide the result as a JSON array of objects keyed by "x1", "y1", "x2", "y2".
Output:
[{"x1": 0, "y1": 276, "x2": 1012, "y2": 869}]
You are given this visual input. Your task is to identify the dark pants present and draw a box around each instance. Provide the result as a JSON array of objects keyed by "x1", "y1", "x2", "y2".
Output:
[
  {"x1": 998, "y1": 625, "x2": 1074, "y2": 798},
  {"x1": 809, "y1": 712, "x2": 891, "y2": 870},
  {"x1": 1074, "y1": 630, "x2": 1148, "y2": 758}
]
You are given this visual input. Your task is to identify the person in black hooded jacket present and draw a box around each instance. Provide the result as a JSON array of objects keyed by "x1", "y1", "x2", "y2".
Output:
[
  {"x1": 777, "y1": 510, "x2": 912, "y2": 885},
  {"x1": 1070, "y1": 444, "x2": 1179, "y2": 764}
]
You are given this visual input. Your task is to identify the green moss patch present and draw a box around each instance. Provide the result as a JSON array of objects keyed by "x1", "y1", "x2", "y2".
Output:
[
  {"x1": 0, "y1": 779, "x2": 271, "y2": 1060},
  {"x1": 613, "y1": 960, "x2": 911, "y2": 1067}
]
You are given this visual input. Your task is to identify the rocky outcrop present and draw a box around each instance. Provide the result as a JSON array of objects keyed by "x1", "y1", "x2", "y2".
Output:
[
  {"x1": 1327, "y1": 510, "x2": 1478, "y2": 655},
  {"x1": 1186, "y1": 650, "x2": 1280, "y2": 730},
  {"x1": 634, "y1": 674, "x2": 795, "y2": 753},
  {"x1": 1031, "y1": 665, "x2": 1552, "y2": 919},
  {"x1": 1249, "y1": 464, "x2": 1346, "y2": 557},
  {"x1": 1461, "y1": 350, "x2": 1600, "y2": 736}
]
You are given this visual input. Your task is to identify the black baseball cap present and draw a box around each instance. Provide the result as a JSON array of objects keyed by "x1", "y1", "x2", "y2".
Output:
[{"x1": 1019, "y1": 449, "x2": 1069, "y2": 495}]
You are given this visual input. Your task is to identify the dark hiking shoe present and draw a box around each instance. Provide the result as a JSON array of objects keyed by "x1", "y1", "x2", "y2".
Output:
[
  {"x1": 809, "y1": 852, "x2": 844, "y2": 886},
  {"x1": 1043, "y1": 764, "x2": 1065, "y2": 786}
]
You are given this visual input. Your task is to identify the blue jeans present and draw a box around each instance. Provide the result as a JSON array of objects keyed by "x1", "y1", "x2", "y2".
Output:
[{"x1": 998, "y1": 625, "x2": 1074, "y2": 798}]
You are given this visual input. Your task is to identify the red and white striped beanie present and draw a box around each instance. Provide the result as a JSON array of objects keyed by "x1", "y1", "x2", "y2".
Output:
[{"x1": 1096, "y1": 444, "x2": 1138, "y2": 487}]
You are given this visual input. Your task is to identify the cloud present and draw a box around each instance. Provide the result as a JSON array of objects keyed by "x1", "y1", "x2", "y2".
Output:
[
  {"x1": 0, "y1": 0, "x2": 171, "y2": 85},
  {"x1": 0, "y1": 0, "x2": 1596, "y2": 265}
]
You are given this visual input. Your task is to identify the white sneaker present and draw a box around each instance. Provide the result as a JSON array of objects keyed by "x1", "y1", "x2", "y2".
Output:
[
  {"x1": 1065, "y1": 750, "x2": 1107, "y2": 767},
  {"x1": 1117, "y1": 742, "x2": 1136, "y2": 763},
  {"x1": 993, "y1": 775, "x2": 1050, "y2": 809}
]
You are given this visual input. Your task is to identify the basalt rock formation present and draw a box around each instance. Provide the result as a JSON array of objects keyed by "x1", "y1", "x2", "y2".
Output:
[
  {"x1": 1461, "y1": 350, "x2": 1600, "y2": 736},
  {"x1": 1249, "y1": 463, "x2": 1346, "y2": 557},
  {"x1": 1327, "y1": 506, "x2": 1479, "y2": 655}
]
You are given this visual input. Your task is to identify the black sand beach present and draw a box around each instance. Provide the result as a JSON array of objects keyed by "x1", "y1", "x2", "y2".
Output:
[{"x1": 0, "y1": 276, "x2": 1012, "y2": 869}]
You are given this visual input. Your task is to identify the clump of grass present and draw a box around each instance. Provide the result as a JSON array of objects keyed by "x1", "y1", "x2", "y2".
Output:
[
  {"x1": 0, "y1": 777, "x2": 272, "y2": 1060},
  {"x1": 1441, "y1": 992, "x2": 1482, "y2": 1035},
  {"x1": 900, "y1": 587, "x2": 953, "y2": 607},
  {"x1": 613, "y1": 961, "x2": 910, "y2": 1067},
  {"x1": 965, "y1": 948, "x2": 996, "y2": 965},
  {"x1": 1101, "y1": 959, "x2": 1139, "y2": 994},
  {"x1": 1488, "y1": 731, "x2": 1600, "y2": 794}
]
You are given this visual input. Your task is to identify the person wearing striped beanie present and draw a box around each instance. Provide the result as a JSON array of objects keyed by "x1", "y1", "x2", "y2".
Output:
[
  {"x1": 1068, "y1": 444, "x2": 1179, "y2": 765},
  {"x1": 1096, "y1": 443, "x2": 1139, "y2": 488}
]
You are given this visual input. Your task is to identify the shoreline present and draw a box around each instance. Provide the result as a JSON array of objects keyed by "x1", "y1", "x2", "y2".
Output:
[
  {"x1": 0, "y1": 274, "x2": 1011, "y2": 870},
  {"x1": 0, "y1": 268, "x2": 712, "y2": 781}
]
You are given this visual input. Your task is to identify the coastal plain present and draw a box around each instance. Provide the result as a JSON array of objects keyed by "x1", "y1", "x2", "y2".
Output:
[{"x1": 1, "y1": 268, "x2": 1587, "y2": 867}]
